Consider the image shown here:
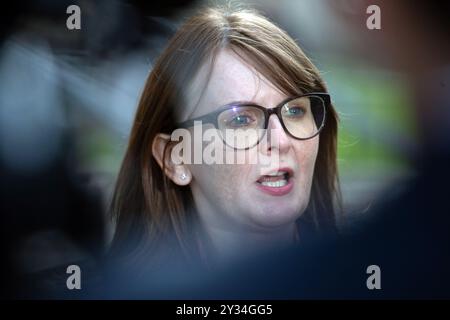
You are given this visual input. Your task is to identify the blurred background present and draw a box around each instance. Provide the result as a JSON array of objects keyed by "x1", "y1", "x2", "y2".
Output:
[{"x1": 1, "y1": 0, "x2": 425, "y2": 297}]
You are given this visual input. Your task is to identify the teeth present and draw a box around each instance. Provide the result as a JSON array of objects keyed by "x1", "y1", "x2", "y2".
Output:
[
  {"x1": 267, "y1": 171, "x2": 285, "y2": 177},
  {"x1": 261, "y1": 179, "x2": 288, "y2": 187}
]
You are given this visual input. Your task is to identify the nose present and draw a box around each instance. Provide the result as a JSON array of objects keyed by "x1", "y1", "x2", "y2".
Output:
[{"x1": 260, "y1": 114, "x2": 291, "y2": 155}]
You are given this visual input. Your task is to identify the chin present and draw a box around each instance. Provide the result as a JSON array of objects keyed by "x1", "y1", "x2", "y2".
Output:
[{"x1": 250, "y1": 204, "x2": 305, "y2": 229}]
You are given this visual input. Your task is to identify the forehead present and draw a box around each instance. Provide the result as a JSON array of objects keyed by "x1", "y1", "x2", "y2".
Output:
[{"x1": 181, "y1": 49, "x2": 286, "y2": 121}]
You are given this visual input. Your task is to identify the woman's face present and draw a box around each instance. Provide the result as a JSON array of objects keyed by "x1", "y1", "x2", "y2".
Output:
[{"x1": 178, "y1": 49, "x2": 319, "y2": 233}]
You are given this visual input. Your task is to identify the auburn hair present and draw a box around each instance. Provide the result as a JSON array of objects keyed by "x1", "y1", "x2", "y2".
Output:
[{"x1": 109, "y1": 6, "x2": 341, "y2": 266}]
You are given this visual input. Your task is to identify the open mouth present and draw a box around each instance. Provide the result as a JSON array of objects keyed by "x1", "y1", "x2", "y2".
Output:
[
  {"x1": 255, "y1": 168, "x2": 294, "y2": 196},
  {"x1": 256, "y1": 168, "x2": 293, "y2": 188}
]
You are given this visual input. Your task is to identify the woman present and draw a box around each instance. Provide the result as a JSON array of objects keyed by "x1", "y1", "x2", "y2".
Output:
[{"x1": 109, "y1": 6, "x2": 341, "y2": 270}]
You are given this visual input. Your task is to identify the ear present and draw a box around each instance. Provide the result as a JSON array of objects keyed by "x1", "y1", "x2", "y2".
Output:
[{"x1": 152, "y1": 133, "x2": 192, "y2": 186}]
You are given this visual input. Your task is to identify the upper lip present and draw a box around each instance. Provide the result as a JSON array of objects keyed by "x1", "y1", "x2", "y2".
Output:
[{"x1": 256, "y1": 167, "x2": 294, "y2": 182}]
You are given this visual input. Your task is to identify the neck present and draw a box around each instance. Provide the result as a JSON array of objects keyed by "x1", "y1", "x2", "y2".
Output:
[{"x1": 201, "y1": 221, "x2": 298, "y2": 266}]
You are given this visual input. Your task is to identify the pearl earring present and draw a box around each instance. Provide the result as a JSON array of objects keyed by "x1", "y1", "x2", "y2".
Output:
[{"x1": 180, "y1": 173, "x2": 187, "y2": 180}]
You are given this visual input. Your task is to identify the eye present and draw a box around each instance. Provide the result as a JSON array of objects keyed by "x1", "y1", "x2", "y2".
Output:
[
  {"x1": 284, "y1": 106, "x2": 306, "y2": 118},
  {"x1": 227, "y1": 113, "x2": 256, "y2": 128}
]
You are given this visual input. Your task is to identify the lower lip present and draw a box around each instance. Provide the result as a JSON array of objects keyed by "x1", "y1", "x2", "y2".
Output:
[{"x1": 255, "y1": 178, "x2": 294, "y2": 196}]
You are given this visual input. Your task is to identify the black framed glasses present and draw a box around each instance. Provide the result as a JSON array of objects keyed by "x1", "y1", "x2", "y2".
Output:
[{"x1": 177, "y1": 92, "x2": 330, "y2": 150}]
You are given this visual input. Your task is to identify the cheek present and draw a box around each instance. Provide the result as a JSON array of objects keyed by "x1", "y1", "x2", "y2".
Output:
[
  {"x1": 188, "y1": 133, "x2": 256, "y2": 197},
  {"x1": 188, "y1": 162, "x2": 253, "y2": 203},
  {"x1": 294, "y1": 137, "x2": 319, "y2": 183}
]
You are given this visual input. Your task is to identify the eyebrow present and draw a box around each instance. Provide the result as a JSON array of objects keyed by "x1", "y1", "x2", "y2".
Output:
[
  {"x1": 178, "y1": 100, "x2": 259, "y2": 128},
  {"x1": 218, "y1": 100, "x2": 261, "y2": 109},
  {"x1": 177, "y1": 92, "x2": 329, "y2": 127},
  {"x1": 188, "y1": 100, "x2": 255, "y2": 121},
  {"x1": 216, "y1": 96, "x2": 295, "y2": 111},
  {"x1": 198, "y1": 96, "x2": 295, "y2": 119}
]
